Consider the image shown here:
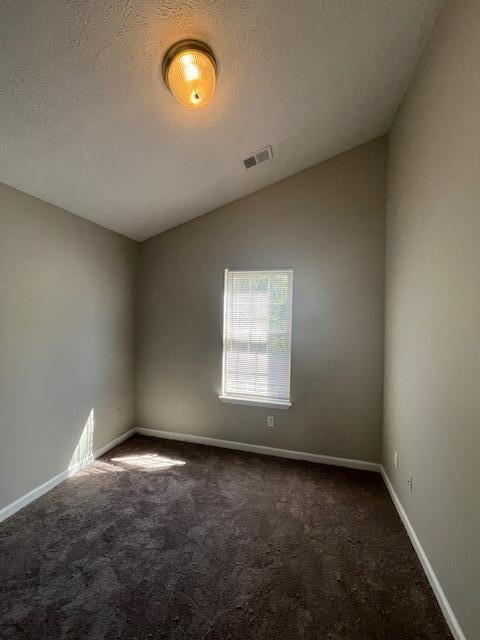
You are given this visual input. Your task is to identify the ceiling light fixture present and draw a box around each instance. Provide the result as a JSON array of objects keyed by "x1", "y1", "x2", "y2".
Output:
[{"x1": 162, "y1": 40, "x2": 217, "y2": 108}]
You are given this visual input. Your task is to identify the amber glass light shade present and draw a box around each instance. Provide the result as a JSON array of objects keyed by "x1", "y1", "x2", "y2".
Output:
[{"x1": 162, "y1": 41, "x2": 216, "y2": 108}]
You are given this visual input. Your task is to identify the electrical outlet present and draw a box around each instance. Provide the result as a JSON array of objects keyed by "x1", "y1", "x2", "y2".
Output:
[
  {"x1": 266, "y1": 416, "x2": 274, "y2": 428},
  {"x1": 408, "y1": 474, "x2": 413, "y2": 493},
  {"x1": 394, "y1": 450, "x2": 398, "y2": 469}
]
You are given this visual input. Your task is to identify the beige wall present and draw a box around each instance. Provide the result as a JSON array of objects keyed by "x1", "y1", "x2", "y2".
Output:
[
  {"x1": 136, "y1": 138, "x2": 386, "y2": 463},
  {"x1": 0, "y1": 184, "x2": 138, "y2": 510},
  {"x1": 383, "y1": 2, "x2": 480, "y2": 638}
]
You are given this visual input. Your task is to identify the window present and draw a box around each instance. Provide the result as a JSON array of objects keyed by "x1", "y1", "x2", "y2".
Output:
[{"x1": 219, "y1": 269, "x2": 293, "y2": 409}]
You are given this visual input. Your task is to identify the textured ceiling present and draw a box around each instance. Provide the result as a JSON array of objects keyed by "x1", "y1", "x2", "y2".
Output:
[{"x1": 0, "y1": 0, "x2": 442, "y2": 240}]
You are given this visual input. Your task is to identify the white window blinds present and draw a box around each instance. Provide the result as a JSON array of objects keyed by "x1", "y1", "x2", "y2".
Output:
[{"x1": 221, "y1": 270, "x2": 293, "y2": 406}]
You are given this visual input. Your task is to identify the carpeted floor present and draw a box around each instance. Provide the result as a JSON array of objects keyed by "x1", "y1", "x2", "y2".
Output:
[{"x1": 0, "y1": 435, "x2": 452, "y2": 640}]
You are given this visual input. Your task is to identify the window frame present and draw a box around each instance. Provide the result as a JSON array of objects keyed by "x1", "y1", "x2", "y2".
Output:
[{"x1": 219, "y1": 268, "x2": 293, "y2": 409}]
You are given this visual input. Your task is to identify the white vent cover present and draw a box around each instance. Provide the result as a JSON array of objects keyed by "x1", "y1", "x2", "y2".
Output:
[{"x1": 243, "y1": 145, "x2": 273, "y2": 169}]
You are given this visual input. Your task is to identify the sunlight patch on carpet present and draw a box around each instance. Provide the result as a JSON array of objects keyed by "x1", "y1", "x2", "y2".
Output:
[{"x1": 110, "y1": 453, "x2": 186, "y2": 470}]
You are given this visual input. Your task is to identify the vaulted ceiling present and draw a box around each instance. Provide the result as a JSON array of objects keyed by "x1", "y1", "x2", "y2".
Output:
[{"x1": 0, "y1": 0, "x2": 442, "y2": 240}]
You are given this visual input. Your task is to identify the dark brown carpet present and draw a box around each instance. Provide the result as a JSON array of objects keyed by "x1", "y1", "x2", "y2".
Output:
[{"x1": 0, "y1": 435, "x2": 452, "y2": 640}]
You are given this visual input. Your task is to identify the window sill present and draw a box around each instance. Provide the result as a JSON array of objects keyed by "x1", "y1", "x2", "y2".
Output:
[{"x1": 218, "y1": 395, "x2": 292, "y2": 410}]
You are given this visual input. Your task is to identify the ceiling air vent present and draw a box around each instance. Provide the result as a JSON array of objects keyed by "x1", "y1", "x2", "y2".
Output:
[{"x1": 243, "y1": 145, "x2": 273, "y2": 169}]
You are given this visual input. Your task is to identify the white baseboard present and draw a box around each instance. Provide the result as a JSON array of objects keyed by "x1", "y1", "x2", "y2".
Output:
[
  {"x1": 136, "y1": 427, "x2": 381, "y2": 472},
  {"x1": 0, "y1": 428, "x2": 135, "y2": 524},
  {"x1": 380, "y1": 467, "x2": 466, "y2": 640},
  {"x1": 93, "y1": 428, "x2": 136, "y2": 459}
]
